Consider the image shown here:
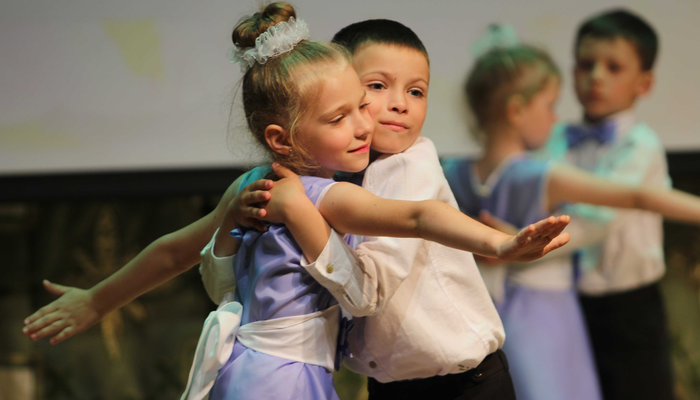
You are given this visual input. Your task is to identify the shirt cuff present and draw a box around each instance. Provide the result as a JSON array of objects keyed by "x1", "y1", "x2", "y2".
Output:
[
  {"x1": 199, "y1": 229, "x2": 237, "y2": 305},
  {"x1": 302, "y1": 230, "x2": 365, "y2": 311}
]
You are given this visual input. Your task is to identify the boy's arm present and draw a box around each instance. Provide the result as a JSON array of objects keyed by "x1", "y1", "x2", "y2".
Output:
[
  {"x1": 199, "y1": 229, "x2": 238, "y2": 305},
  {"x1": 554, "y1": 131, "x2": 670, "y2": 219},
  {"x1": 23, "y1": 173, "x2": 249, "y2": 344},
  {"x1": 199, "y1": 178, "x2": 274, "y2": 304},
  {"x1": 549, "y1": 163, "x2": 700, "y2": 225}
]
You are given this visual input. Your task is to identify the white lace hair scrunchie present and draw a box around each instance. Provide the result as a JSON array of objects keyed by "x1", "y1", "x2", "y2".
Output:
[{"x1": 228, "y1": 17, "x2": 310, "y2": 72}]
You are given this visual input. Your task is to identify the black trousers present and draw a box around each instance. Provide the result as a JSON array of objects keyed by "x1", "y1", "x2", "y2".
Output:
[
  {"x1": 580, "y1": 282, "x2": 674, "y2": 400},
  {"x1": 367, "y1": 350, "x2": 516, "y2": 400}
]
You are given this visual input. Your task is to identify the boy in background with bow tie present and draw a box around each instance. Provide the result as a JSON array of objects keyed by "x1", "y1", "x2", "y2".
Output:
[{"x1": 538, "y1": 9, "x2": 674, "y2": 400}]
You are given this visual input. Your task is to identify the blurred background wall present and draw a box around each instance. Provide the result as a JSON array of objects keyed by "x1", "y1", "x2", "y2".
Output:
[{"x1": 1, "y1": 0, "x2": 699, "y2": 176}]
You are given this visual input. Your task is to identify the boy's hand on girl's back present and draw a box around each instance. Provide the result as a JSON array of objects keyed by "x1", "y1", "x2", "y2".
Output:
[
  {"x1": 225, "y1": 177, "x2": 274, "y2": 232},
  {"x1": 223, "y1": 163, "x2": 310, "y2": 230},
  {"x1": 496, "y1": 215, "x2": 571, "y2": 262},
  {"x1": 22, "y1": 280, "x2": 100, "y2": 345}
]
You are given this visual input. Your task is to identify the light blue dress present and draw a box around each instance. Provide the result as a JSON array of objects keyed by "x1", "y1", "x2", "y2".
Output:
[
  {"x1": 209, "y1": 167, "x2": 351, "y2": 400},
  {"x1": 442, "y1": 155, "x2": 602, "y2": 400}
]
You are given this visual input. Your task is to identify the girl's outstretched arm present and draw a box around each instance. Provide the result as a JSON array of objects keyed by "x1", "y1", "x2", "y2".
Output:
[
  {"x1": 262, "y1": 164, "x2": 570, "y2": 262},
  {"x1": 548, "y1": 164, "x2": 700, "y2": 224},
  {"x1": 22, "y1": 173, "x2": 255, "y2": 345},
  {"x1": 320, "y1": 182, "x2": 570, "y2": 262}
]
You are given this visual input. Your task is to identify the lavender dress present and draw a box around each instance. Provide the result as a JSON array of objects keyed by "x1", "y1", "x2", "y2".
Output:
[
  {"x1": 443, "y1": 155, "x2": 602, "y2": 400},
  {"x1": 209, "y1": 167, "x2": 349, "y2": 400}
]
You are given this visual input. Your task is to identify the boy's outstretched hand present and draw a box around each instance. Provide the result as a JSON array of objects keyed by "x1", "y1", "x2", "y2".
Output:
[
  {"x1": 22, "y1": 280, "x2": 100, "y2": 345},
  {"x1": 495, "y1": 215, "x2": 571, "y2": 262}
]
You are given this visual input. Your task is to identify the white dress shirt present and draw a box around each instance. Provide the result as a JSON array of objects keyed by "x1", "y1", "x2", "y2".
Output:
[
  {"x1": 538, "y1": 110, "x2": 671, "y2": 295},
  {"x1": 302, "y1": 137, "x2": 504, "y2": 382}
]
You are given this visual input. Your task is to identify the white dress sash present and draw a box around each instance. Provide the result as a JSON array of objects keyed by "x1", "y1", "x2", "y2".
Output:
[{"x1": 181, "y1": 293, "x2": 339, "y2": 400}]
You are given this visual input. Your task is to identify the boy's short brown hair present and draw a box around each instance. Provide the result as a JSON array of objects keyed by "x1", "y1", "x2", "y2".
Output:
[{"x1": 575, "y1": 9, "x2": 658, "y2": 71}]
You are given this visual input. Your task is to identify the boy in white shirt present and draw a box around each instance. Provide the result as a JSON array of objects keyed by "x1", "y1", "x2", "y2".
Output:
[
  {"x1": 538, "y1": 9, "x2": 674, "y2": 400},
  {"x1": 203, "y1": 20, "x2": 517, "y2": 400}
]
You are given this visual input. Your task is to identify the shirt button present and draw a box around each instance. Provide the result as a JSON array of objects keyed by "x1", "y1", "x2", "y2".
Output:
[
  {"x1": 369, "y1": 361, "x2": 377, "y2": 369},
  {"x1": 326, "y1": 265, "x2": 334, "y2": 273}
]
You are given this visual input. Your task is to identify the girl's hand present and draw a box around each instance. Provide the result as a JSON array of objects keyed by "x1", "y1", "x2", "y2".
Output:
[
  {"x1": 225, "y1": 178, "x2": 274, "y2": 232},
  {"x1": 260, "y1": 163, "x2": 311, "y2": 225},
  {"x1": 496, "y1": 215, "x2": 571, "y2": 262},
  {"x1": 475, "y1": 211, "x2": 519, "y2": 266},
  {"x1": 22, "y1": 280, "x2": 101, "y2": 345}
]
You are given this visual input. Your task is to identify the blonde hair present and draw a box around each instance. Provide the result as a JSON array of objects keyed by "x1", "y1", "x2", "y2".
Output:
[
  {"x1": 234, "y1": 2, "x2": 350, "y2": 175},
  {"x1": 465, "y1": 45, "x2": 560, "y2": 135}
]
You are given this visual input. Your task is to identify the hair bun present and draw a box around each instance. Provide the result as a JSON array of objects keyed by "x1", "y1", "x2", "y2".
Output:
[{"x1": 232, "y1": 2, "x2": 297, "y2": 48}]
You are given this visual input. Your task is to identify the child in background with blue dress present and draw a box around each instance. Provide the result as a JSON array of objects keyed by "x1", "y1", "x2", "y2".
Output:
[
  {"x1": 442, "y1": 26, "x2": 700, "y2": 400},
  {"x1": 23, "y1": 5, "x2": 573, "y2": 400}
]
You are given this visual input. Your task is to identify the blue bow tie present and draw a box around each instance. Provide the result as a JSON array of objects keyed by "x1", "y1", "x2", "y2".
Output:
[{"x1": 565, "y1": 121, "x2": 616, "y2": 148}]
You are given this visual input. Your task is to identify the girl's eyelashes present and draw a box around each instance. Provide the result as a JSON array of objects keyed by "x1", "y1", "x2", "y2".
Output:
[
  {"x1": 330, "y1": 102, "x2": 369, "y2": 125},
  {"x1": 409, "y1": 89, "x2": 425, "y2": 98},
  {"x1": 367, "y1": 82, "x2": 384, "y2": 91}
]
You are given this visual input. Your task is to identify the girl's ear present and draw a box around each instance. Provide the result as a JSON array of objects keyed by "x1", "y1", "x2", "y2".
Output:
[
  {"x1": 506, "y1": 94, "x2": 526, "y2": 128},
  {"x1": 264, "y1": 124, "x2": 292, "y2": 156}
]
